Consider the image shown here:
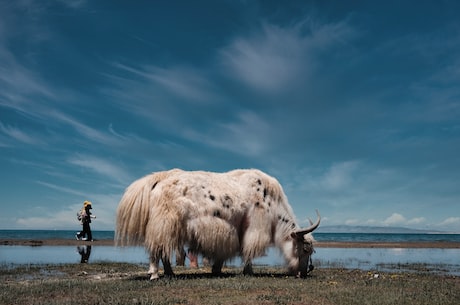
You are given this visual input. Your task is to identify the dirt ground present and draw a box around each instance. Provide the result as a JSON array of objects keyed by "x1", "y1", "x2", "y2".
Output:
[{"x1": 2, "y1": 262, "x2": 459, "y2": 305}]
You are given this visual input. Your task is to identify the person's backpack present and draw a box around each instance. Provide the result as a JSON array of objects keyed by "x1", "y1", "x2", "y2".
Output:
[{"x1": 77, "y1": 209, "x2": 86, "y2": 224}]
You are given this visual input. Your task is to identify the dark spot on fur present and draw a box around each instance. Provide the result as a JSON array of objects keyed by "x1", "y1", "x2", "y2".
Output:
[
  {"x1": 182, "y1": 186, "x2": 188, "y2": 196},
  {"x1": 268, "y1": 201, "x2": 271, "y2": 207},
  {"x1": 263, "y1": 188, "x2": 268, "y2": 198},
  {"x1": 151, "y1": 182, "x2": 158, "y2": 190},
  {"x1": 280, "y1": 217, "x2": 289, "y2": 223},
  {"x1": 213, "y1": 210, "x2": 221, "y2": 217},
  {"x1": 255, "y1": 202, "x2": 260, "y2": 207},
  {"x1": 257, "y1": 179, "x2": 262, "y2": 185},
  {"x1": 291, "y1": 223, "x2": 296, "y2": 229},
  {"x1": 209, "y1": 194, "x2": 215, "y2": 201},
  {"x1": 221, "y1": 194, "x2": 233, "y2": 208}
]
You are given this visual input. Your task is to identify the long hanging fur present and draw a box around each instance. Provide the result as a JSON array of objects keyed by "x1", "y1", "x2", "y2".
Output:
[{"x1": 115, "y1": 169, "x2": 182, "y2": 247}]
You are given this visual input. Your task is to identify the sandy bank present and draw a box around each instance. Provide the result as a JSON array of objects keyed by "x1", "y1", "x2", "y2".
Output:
[{"x1": 1, "y1": 239, "x2": 459, "y2": 248}]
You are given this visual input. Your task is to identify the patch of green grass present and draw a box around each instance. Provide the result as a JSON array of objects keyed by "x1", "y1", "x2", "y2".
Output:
[{"x1": 1, "y1": 263, "x2": 458, "y2": 305}]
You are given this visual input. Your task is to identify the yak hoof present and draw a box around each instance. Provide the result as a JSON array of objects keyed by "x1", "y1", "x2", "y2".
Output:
[
  {"x1": 243, "y1": 268, "x2": 254, "y2": 276},
  {"x1": 149, "y1": 274, "x2": 160, "y2": 280},
  {"x1": 211, "y1": 267, "x2": 222, "y2": 275},
  {"x1": 212, "y1": 261, "x2": 224, "y2": 276}
]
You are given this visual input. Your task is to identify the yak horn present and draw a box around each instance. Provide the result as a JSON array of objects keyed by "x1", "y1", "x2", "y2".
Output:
[{"x1": 296, "y1": 209, "x2": 321, "y2": 236}]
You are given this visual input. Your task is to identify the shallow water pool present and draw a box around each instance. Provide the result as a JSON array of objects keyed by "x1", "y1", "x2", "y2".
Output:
[{"x1": 1, "y1": 246, "x2": 459, "y2": 275}]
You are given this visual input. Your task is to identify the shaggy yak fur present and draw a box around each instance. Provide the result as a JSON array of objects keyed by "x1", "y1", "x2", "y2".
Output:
[{"x1": 115, "y1": 169, "x2": 320, "y2": 279}]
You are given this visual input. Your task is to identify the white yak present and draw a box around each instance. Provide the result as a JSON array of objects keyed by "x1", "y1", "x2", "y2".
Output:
[{"x1": 115, "y1": 169, "x2": 320, "y2": 279}]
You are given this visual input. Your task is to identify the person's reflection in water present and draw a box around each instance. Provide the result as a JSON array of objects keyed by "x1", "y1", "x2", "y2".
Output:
[{"x1": 77, "y1": 245, "x2": 92, "y2": 263}]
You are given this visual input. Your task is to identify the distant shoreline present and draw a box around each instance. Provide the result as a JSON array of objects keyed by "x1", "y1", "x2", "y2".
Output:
[{"x1": 1, "y1": 238, "x2": 459, "y2": 248}]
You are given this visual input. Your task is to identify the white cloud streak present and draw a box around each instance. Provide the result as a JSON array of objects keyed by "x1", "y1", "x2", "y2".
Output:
[
  {"x1": 339, "y1": 214, "x2": 430, "y2": 229},
  {"x1": 221, "y1": 19, "x2": 355, "y2": 93},
  {"x1": 382, "y1": 213, "x2": 407, "y2": 226},
  {"x1": 0, "y1": 121, "x2": 44, "y2": 145},
  {"x1": 67, "y1": 154, "x2": 130, "y2": 184},
  {"x1": 320, "y1": 161, "x2": 359, "y2": 191},
  {"x1": 36, "y1": 181, "x2": 88, "y2": 197},
  {"x1": 439, "y1": 217, "x2": 460, "y2": 227},
  {"x1": 183, "y1": 111, "x2": 271, "y2": 156},
  {"x1": 112, "y1": 63, "x2": 216, "y2": 103}
]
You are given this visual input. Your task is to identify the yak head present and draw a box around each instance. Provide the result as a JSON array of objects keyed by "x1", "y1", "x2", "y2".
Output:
[{"x1": 289, "y1": 210, "x2": 320, "y2": 278}]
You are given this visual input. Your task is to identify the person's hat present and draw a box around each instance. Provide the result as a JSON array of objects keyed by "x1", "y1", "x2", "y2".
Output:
[{"x1": 83, "y1": 201, "x2": 92, "y2": 208}]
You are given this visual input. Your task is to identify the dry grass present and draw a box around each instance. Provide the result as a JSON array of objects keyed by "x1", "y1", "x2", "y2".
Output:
[{"x1": 1, "y1": 263, "x2": 459, "y2": 305}]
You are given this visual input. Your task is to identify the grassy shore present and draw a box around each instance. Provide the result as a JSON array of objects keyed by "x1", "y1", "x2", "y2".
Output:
[{"x1": 1, "y1": 262, "x2": 458, "y2": 305}]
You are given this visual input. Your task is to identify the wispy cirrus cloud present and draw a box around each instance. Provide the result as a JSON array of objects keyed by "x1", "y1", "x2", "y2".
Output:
[
  {"x1": 220, "y1": 19, "x2": 355, "y2": 93},
  {"x1": 183, "y1": 111, "x2": 271, "y2": 156},
  {"x1": 298, "y1": 161, "x2": 361, "y2": 194},
  {"x1": 319, "y1": 161, "x2": 359, "y2": 192},
  {"x1": 102, "y1": 62, "x2": 224, "y2": 140},
  {"x1": 0, "y1": 121, "x2": 40, "y2": 145},
  {"x1": 0, "y1": 47, "x2": 56, "y2": 115},
  {"x1": 111, "y1": 63, "x2": 217, "y2": 104},
  {"x1": 67, "y1": 154, "x2": 131, "y2": 184},
  {"x1": 0, "y1": 6, "x2": 55, "y2": 113},
  {"x1": 50, "y1": 111, "x2": 116, "y2": 143},
  {"x1": 47, "y1": 110, "x2": 145, "y2": 148},
  {"x1": 221, "y1": 25, "x2": 305, "y2": 92},
  {"x1": 36, "y1": 180, "x2": 88, "y2": 197}
]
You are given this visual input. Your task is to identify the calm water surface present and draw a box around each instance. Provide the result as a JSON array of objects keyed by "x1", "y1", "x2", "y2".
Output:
[{"x1": 1, "y1": 246, "x2": 459, "y2": 275}]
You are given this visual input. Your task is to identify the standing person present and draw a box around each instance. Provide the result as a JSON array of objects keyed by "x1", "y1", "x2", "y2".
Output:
[{"x1": 76, "y1": 200, "x2": 96, "y2": 241}]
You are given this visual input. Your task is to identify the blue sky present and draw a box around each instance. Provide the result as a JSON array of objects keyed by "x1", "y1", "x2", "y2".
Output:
[{"x1": 1, "y1": 0, "x2": 459, "y2": 232}]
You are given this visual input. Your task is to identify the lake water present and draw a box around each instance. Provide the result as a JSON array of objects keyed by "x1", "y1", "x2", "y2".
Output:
[
  {"x1": 2, "y1": 230, "x2": 460, "y2": 243},
  {"x1": 1, "y1": 230, "x2": 459, "y2": 275}
]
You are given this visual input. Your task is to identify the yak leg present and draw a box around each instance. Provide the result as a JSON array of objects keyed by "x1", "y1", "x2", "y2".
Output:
[
  {"x1": 148, "y1": 255, "x2": 174, "y2": 279},
  {"x1": 243, "y1": 260, "x2": 254, "y2": 276},
  {"x1": 188, "y1": 249, "x2": 198, "y2": 268},
  {"x1": 176, "y1": 248, "x2": 186, "y2": 266},
  {"x1": 148, "y1": 256, "x2": 160, "y2": 280},
  {"x1": 212, "y1": 260, "x2": 224, "y2": 275},
  {"x1": 162, "y1": 256, "x2": 174, "y2": 277},
  {"x1": 202, "y1": 256, "x2": 210, "y2": 266}
]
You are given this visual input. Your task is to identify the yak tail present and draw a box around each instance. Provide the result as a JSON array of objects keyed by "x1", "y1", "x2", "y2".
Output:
[{"x1": 115, "y1": 170, "x2": 179, "y2": 247}]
